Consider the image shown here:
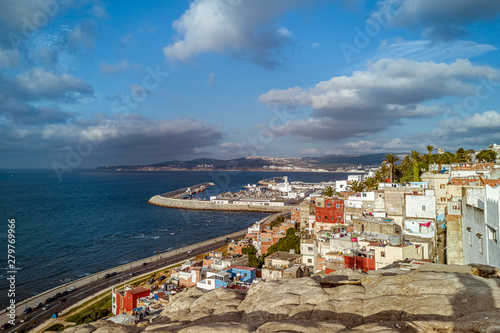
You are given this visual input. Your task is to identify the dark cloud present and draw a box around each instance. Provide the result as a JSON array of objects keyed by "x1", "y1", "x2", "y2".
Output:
[
  {"x1": 375, "y1": 0, "x2": 500, "y2": 40},
  {"x1": 0, "y1": 115, "x2": 224, "y2": 168}
]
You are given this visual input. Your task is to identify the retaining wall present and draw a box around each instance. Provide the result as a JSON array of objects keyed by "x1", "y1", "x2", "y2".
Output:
[{"x1": 148, "y1": 195, "x2": 292, "y2": 212}]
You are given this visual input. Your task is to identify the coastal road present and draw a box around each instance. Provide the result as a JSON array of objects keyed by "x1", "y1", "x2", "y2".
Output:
[
  {"x1": 2, "y1": 211, "x2": 288, "y2": 332},
  {"x1": 2, "y1": 231, "x2": 245, "y2": 333}
]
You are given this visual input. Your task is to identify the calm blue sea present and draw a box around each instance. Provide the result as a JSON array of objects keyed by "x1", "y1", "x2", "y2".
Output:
[{"x1": 0, "y1": 169, "x2": 347, "y2": 308}]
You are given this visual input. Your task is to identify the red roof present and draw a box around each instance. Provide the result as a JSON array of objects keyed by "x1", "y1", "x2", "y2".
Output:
[
  {"x1": 128, "y1": 287, "x2": 150, "y2": 295},
  {"x1": 224, "y1": 265, "x2": 256, "y2": 271}
]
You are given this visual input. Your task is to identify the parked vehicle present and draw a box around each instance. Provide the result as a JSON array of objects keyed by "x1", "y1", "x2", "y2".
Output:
[
  {"x1": 22, "y1": 307, "x2": 32, "y2": 314},
  {"x1": 55, "y1": 292, "x2": 62, "y2": 299},
  {"x1": 20, "y1": 317, "x2": 28, "y2": 323},
  {"x1": 61, "y1": 291, "x2": 69, "y2": 296},
  {"x1": 148, "y1": 278, "x2": 155, "y2": 284},
  {"x1": 158, "y1": 275, "x2": 166, "y2": 282},
  {"x1": 104, "y1": 273, "x2": 110, "y2": 279},
  {"x1": 69, "y1": 286, "x2": 76, "y2": 292},
  {"x1": 44, "y1": 297, "x2": 53, "y2": 304},
  {"x1": 33, "y1": 302, "x2": 42, "y2": 309},
  {"x1": 42, "y1": 304, "x2": 51, "y2": 310},
  {"x1": 1, "y1": 322, "x2": 11, "y2": 330},
  {"x1": 110, "y1": 272, "x2": 117, "y2": 277}
]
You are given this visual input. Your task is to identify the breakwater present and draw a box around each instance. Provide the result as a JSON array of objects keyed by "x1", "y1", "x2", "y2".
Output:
[{"x1": 148, "y1": 195, "x2": 292, "y2": 212}]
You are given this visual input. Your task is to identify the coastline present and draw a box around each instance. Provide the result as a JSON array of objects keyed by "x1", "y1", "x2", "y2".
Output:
[
  {"x1": 148, "y1": 195, "x2": 292, "y2": 212},
  {"x1": 1, "y1": 212, "x2": 285, "y2": 326}
]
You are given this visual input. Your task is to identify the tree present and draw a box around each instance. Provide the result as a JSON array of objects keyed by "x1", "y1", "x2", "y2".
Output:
[
  {"x1": 455, "y1": 148, "x2": 467, "y2": 163},
  {"x1": 267, "y1": 228, "x2": 301, "y2": 256},
  {"x1": 383, "y1": 153, "x2": 399, "y2": 183},
  {"x1": 348, "y1": 180, "x2": 365, "y2": 193},
  {"x1": 322, "y1": 186, "x2": 334, "y2": 197},
  {"x1": 476, "y1": 149, "x2": 497, "y2": 162},
  {"x1": 410, "y1": 150, "x2": 421, "y2": 182},
  {"x1": 434, "y1": 154, "x2": 443, "y2": 171},
  {"x1": 363, "y1": 177, "x2": 377, "y2": 191},
  {"x1": 426, "y1": 145, "x2": 434, "y2": 164}
]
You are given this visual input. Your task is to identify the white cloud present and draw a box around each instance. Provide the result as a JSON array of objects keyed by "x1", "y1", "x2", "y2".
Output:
[
  {"x1": 0, "y1": 48, "x2": 19, "y2": 69},
  {"x1": 259, "y1": 58, "x2": 500, "y2": 140},
  {"x1": 12, "y1": 68, "x2": 93, "y2": 101},
  {"x1": 163, "y1": 0, "x2": 310, "y2": 68}
]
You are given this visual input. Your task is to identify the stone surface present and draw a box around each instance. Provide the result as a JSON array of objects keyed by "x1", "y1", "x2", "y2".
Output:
[{"x1": 63, "y1": 264, "x2": 500, "y2": 332}]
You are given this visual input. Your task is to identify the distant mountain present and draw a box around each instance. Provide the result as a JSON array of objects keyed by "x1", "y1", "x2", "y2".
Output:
[{"x1": 97, "y1": 153, "x2": 388, "y2": 172}]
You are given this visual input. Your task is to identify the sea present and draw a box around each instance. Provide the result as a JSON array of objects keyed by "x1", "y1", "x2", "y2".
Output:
[{"x1": 0, "y1": 169, "x2": 351, "y2": 308}]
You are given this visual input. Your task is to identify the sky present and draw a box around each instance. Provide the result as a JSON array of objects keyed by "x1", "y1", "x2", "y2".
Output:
[{"x1": 1, "y1": 0, "x2": 500, "y2": 169}]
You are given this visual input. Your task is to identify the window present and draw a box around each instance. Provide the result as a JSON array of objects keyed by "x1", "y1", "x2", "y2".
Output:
[
  {"x1": 336, "y1": 204, "x2": 340, "y2": 208},
  {"x1": 488, "y1": 227, "x2": 497, "y2": 243},
  {"x1": 362, "y1": 193, "x2": 366, "y2": 197},
  {"x1": 467, "y1": 227, "x2": 472, "y2": 247},
  {"x1": 331, "y1": 216, "x2": 334, "y2": 221},
  {"x1": 381, "y1": 251, "x2": 386, "y2": 257},
  {"x1": 440, "y1": 197, "x2": 446, "y2": 202},
  {"x1": 308, "y1": 246, "x2": 313, "y2": 251},
  {"x1": 338, "y1": 217, "x2": 342, "y2": 222},
  {"x1": 208, "y1": 280, "x2": 212, "y2": 285},
  {"x1": 325, "y1": 216, "x2": 328, "y2": 220},
  {"x1": 317, "y1": 202, "x2": 321, "y2": 207},
  {"x1": 327, "y1": 203, "x2": 331, "y2": 207},
  {"x1": 307, "y1": 258, "x2": 312, "y2": 263},
  {"x1": 440, "y1": 184, "x2": 446, "y2": 189},
  {"x1": 478, "y1": 234, "x2": 484, "y2": 255},
  {"x1": 422, "y1": 205, "x2": 426, "y2": 211}
]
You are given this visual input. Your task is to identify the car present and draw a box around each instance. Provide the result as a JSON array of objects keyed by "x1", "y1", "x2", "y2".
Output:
[
  {"x1": 22, "y1": 307, "x2": 32, "y2": 314},
  {"x1": 110, "y1": 272, "x2": 117, "y2": 277},
  {"x1": 59, "y1": 298, "x2": 66, "y2": 303},
  {"x1": 158, "y1": 275, "x2": 166, "y2": 282},
  {"x1": 33, "y1": 302, "x2": 42, "y2": 309},
  {"x1": 1, "y1": 322, "x2": 11, "y2": 330},
  {"x1": 148, "y1": 278, "x2": 155, "y2": 284},
  {"x1": 20, "y1": 317, "x2": 28, "y2": 323},
  {"x1": 61, "y1": 290, "x2": 69, "y2": 296},
  {"x1": 187, "y1": 250, "x2": 193, "y2": 254},
  {"x1": 42, "y1": 304, "x2": 51, "y2": 310},
  {"x1": 129, "y1": 271, "x2": 136, "y2": 276},
  {"x1": 55, "y1": 292, "x2": 62, "y2": 299},
  {"x1": 142, "y1": 262, "x2": 148, "y2": 266},
  {"x1": 103, "y1": 273, "x2": 110, "y2": 279},
  {"x1": 44, "y1": 297, "x2": 53, "y2": 304},
  {"x1": 69, "y1": 286, "x2": 76, "y2": 292}
]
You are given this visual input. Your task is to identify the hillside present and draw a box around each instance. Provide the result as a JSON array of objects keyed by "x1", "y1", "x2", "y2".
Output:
[{"x1": 97, "y1": 154, "x2": 388, "y2": 172}]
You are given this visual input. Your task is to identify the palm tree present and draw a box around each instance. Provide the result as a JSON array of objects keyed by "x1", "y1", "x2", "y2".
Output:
[
  {"x1": 426, "y1": 145, "x2": 434, "y2": 164},
  {"x1": 410, "y1": 150, "x2": 421, "y2": 182},
  {"x1": 348, "y1": 180, "x2": 365, "y2": 193},
  {"x1": 383, "y1": 153, "x2": 399, "y2": 183},
  {"x1": 434, "y1": 154, "x2": 443, "y2": 172},
  {"x1": 363, "y1": 177, "x2": 377, "y2": 191},
  {"x1": 322, "y1": 186, "x2": 334, "y2": 197}
]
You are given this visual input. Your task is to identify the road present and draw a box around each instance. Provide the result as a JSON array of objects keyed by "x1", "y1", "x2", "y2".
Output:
[{"x1": 3, "y1": 232, "x2": 244, "y2": 333}]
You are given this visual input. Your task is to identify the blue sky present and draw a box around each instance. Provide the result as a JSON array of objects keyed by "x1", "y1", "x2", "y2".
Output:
[{"x1": 1, "y1": 0, "x2": 500, "y2": 168}]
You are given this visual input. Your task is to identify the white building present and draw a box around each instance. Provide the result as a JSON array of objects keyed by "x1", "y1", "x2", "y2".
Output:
[{"x1": 461, "y1": 186, "x2": 500, "y2": 268}]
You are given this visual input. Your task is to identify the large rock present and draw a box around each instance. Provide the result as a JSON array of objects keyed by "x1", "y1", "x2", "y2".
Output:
[{"x1": 65, "y1": 264, "x2": 500, "y2": 332}]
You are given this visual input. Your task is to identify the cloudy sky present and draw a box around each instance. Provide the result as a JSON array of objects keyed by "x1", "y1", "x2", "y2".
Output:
[{"x1": 1, "y1": 0, "x2": 500, "y2": 168}]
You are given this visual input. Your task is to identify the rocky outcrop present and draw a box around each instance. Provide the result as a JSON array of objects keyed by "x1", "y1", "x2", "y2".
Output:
[
  {"x1": 148, "y1": 196, "x2": 291, "y2": 212},
  {"x1": 62, "y1": 264, "x2": 500, "y2": 332}
]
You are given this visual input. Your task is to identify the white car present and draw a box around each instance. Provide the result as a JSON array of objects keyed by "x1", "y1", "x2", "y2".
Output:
[
  {"x1": 69, "y1": 286, "x2": 76, "y2": 292},
  {"x1": 42, "y1": 304, "x2": 51, "y2": 310},
  {"x1": 33, "y1": 302, "x2": 42, "y2": 309}
]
